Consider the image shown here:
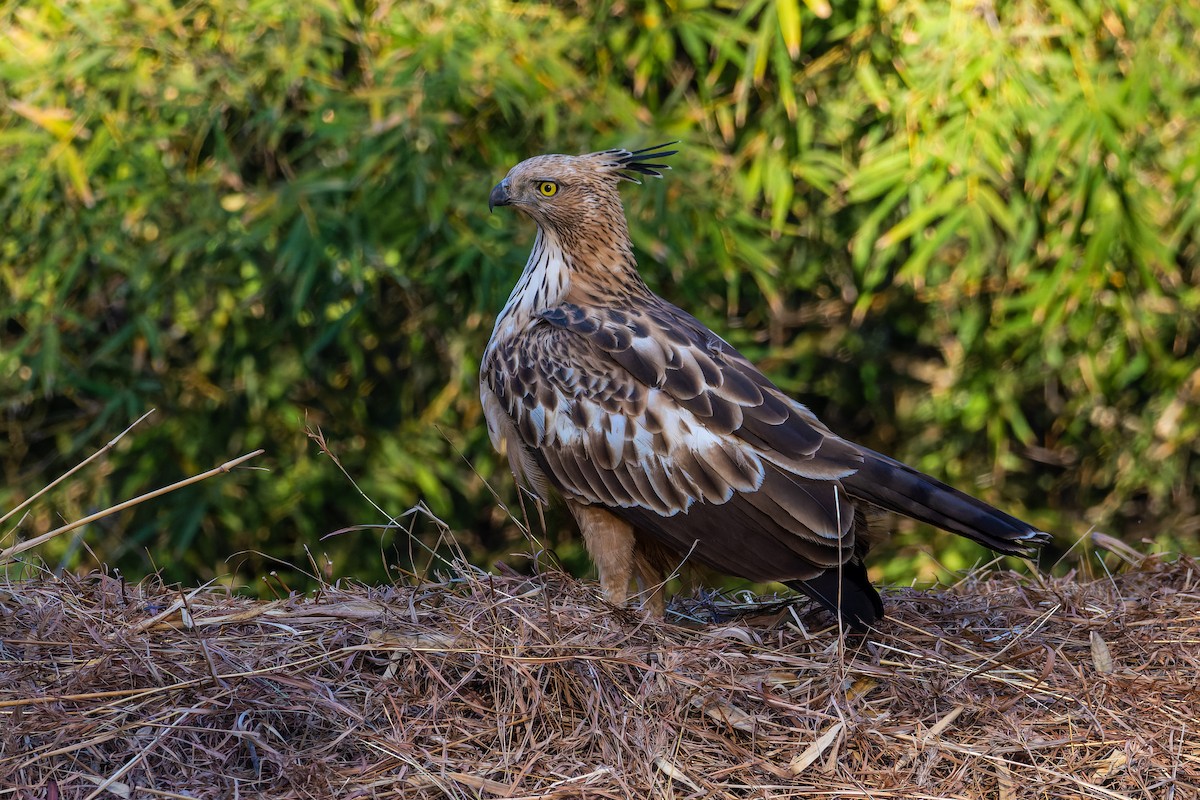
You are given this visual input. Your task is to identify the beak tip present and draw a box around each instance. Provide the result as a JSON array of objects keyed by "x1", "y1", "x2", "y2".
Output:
[{"x1": 489, "y1": 181, "x2": 509, "y2": 213}]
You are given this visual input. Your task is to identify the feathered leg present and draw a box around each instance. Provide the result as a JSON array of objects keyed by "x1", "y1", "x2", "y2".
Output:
[
  {"x1": 566, "y1": 501, "x2": 674, "y2": 616},
  {"x1": 631, "y1": 531, "x2": 673, "y2": 617},
  {"x1": 567, "y1": 500, "x2": 636, "y2": 607}
]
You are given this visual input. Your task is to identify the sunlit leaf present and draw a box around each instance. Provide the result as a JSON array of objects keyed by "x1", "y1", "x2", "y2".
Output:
[{"x1": 776, "y1": 0, "x2": 802, "y2": 59}]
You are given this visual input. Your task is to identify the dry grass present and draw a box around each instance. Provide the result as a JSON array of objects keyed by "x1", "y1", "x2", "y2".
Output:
[{"x1": 1, "y1": 554, "x2": 1198, "y2": 799}]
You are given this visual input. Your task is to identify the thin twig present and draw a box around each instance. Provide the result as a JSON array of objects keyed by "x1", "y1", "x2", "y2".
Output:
[
  {"x1": 0, "y1": 449, "x2": 264, "y2": 564},
  {"x1": 0, "y1": 409, "x2": 156, "y2": 530}
]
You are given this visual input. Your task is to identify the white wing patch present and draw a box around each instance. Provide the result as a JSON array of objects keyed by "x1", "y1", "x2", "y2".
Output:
[{"x1": 536, "y1": 386, "x2": 767, "y2": 515}]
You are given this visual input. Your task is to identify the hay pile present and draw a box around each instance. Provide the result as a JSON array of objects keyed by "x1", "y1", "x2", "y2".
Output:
[{"x1": 2, "y1": 556, "x2": 1197, "y2": 799}]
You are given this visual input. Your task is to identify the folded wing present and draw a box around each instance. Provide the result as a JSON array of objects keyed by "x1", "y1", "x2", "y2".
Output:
[{"x1": 482, "y1": 295, "x2": 868, "y2": 584}]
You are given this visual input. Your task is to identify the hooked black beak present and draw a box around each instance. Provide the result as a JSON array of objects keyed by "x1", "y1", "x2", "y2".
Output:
[{"x1": 488, "y1": 180, "x2": 510, "y2": 213}]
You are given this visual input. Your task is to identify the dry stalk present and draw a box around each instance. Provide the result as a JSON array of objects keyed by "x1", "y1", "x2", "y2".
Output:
[
  {"x1": 0, "y1": 409, "x2": 156, "y2": 531},
  {"x1": 0, "y1": 449, "x2": 264, "y2": 564}
]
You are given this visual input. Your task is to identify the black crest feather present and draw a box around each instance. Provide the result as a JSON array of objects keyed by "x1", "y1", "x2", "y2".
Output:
[{"x1": 602, "y1": 141, "x2": 679, "y2": 183}]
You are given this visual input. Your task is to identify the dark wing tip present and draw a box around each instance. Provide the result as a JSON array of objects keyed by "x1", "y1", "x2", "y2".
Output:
[
  {"x1": 601, "y1": 141, "x2": 680, "y2": 183},
  {"x1": 1014, "y1": 527, "x2": 1054, "y2": 554},
  {"x1": 984, "y1": 526, "x2": 1053, "y2": 558},
  {"x1": 785, "y1": 570, "x2": 883, "y2": 634}
]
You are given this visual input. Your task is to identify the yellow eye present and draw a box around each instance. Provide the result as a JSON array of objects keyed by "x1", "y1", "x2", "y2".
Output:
[{"x1": 537, "y1": 181, "x2": 558, "y2": 197}]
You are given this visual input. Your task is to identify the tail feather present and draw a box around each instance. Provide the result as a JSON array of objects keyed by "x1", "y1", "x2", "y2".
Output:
[
  {"x1": 786, "y1": 561, "x2": 883, "y2": 632},
  {"x1": 844, "y1": 448, "x2": 1050, "y2": 555}
]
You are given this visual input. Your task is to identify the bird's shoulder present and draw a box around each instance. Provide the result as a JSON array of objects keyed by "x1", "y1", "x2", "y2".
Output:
[
  {"x1": 481, "y1": 291, "x2": 864, "y2": 526},
  {"x1": 533, "y1": 295, "x2": 862, "y2": 477},
  {"x1": 482, "y1": 304, "x2": 766, "y2": 514},
  {"x1": 483, "y1": 311, "x2": 641, "y2": 417}
]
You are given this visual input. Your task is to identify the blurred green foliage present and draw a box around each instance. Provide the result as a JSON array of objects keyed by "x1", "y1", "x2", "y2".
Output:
[{"x1": 2, "y1": 0, "x2": 1198, "y2": 589}]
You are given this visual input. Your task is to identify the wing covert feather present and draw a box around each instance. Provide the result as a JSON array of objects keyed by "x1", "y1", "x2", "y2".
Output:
[
  {"x1": 483, "y1": 325, "x2": 768, "y2": 517},
  {"x1": 483, "y1": 294, "x2": 868, "y2": 582},
  {"x1": 539, "y1": 300, "x2": 862, "y2": 478}
]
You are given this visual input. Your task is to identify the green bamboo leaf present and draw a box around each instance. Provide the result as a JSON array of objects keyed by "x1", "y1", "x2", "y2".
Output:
[
  {"x1": 852, "y1": 182, "x2": 907, "y2": 271},
  {"x1": 802, "y1": 0, "x2": 831, "y2": 18},
  {"x1": 1002, "y1": 397, "x2": 1036, "y2": 445},
  {"x1": 776, "y1": 0, "x2": 802, "y2": 59},
  {"x1": 846, "y1": 149, "x2": 911, "y2": 203},
  {"x1": 58, "y1": 144, "x2": 96, "y2": 208},
  {"x1": 765, "y1": 152, "x2": 794, "y2": 233},
  {"x1": 770, "y1": 25, "x2": 799, "y2": 120},
  {"x1": 896, "y1": 205, "x2": 970, "y2": 285},
  {"x1": 877, "y1": 180, "x2": 966, "y2": 250},
  {"x1": 971, "y1": 182, "x2": 1017, "y2": 236},
  {"x1": 753, "y1": 6, "x2": 774, "y2": 84},
  {"x1": 792, "y1": 154, "x2": 838, "y2": 195},
  {"x1": 9, "y1": 100, "x2": 77, "y2": 140},
  {"x1": 856, "y1": 56, "x2": 891, "y2": 113}
]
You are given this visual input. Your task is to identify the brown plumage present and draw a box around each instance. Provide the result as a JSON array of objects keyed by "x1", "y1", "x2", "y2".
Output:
[{"x1": 480, "y1": 144, "x2": 1050, "y2": 630}]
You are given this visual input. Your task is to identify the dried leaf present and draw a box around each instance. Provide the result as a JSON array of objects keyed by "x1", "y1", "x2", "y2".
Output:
[
  {"x1": 1091, "y1": 532, "x2": 1147, "y2": 568},
  {"x1": 655, "y1": 756, "x2": 701, "y2": 791},
  {"x1": 693, "y1": 695, "x2": 760, "y2": 733},
  {"x1": 1090, "y1": 630, "x2": 1114, "y2": 674},
  {"x1": 789, "y1": 721, "x2": 844, "y2": 775},
  {"x1": 846, "y1": 677, "x2": 878, "y2": 701},
  {"x1": 925, "y1": 705, "x2": 965, "y2": 739},
  {"x1": 1090, "y1": 749, "x2": 1129, "y2": 782},
  {"x1": 707, "y1": 625, "x2": 762, "y2": 646},
  {"x1": 446, "y1": 772, "x2": 514, "y2": 795},
  {"x1": 996, "y1": 761, "x2": 1017, "y2": 800}
]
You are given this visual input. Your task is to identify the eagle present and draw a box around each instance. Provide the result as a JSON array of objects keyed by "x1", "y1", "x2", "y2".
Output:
[{"x1": 480, "y1": 143, "x2": 1050, "y2": 630}]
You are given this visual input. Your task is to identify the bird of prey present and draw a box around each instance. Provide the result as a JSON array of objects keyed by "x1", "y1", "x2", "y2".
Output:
[{"x1": 480, "y1": 143, "x2": 1050, "y2": 630}]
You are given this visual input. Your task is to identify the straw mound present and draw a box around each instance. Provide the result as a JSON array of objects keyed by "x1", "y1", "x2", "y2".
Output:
[{"x1": 2, "y1": 557, "x2": 1197, "y2": 799}]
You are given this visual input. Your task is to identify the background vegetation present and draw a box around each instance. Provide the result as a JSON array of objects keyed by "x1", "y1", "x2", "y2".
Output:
[{"x1": 2, "y1": 0, "x2": 1197, "y2": 590}]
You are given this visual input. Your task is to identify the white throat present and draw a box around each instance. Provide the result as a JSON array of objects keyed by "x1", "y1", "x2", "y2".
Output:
[{"x1": 491, "y1": 228, "x2": 571, "y2": 337}]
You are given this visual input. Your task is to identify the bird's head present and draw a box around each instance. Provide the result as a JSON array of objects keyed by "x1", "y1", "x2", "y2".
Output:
[{"x1": 488, "y1": 143, "x2": 677, "y2": 240}]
